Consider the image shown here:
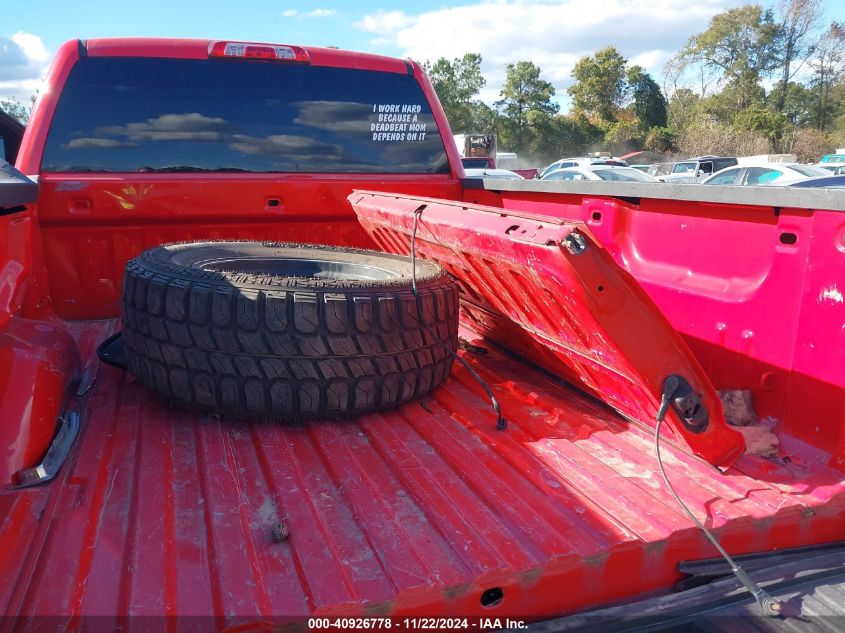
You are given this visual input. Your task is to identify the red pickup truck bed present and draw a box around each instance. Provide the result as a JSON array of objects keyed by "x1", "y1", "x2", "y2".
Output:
[
  {"x1": 3, "y1": 317, "x2": 842, "y2": 622},
  {"x1": 2, "y1": 37, "x2": 844, "y2": 625}
]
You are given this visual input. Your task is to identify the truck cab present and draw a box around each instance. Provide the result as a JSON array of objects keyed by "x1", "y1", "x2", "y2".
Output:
[{"x1": 454, "y1": 133, "x2": 497, "y2": 168}]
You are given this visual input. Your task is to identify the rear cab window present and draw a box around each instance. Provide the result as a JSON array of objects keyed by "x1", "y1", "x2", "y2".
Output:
[{"x1": 41, "y1": 57, "x2": 449, "y2": 174}]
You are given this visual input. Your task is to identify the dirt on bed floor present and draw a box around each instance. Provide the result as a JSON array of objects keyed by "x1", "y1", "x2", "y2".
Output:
[{"x1": 719, "y1": 389, "x2": 780, "y2": 458}]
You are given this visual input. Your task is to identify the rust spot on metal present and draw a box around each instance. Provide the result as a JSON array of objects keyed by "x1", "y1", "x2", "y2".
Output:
[{"x1": 271, "y1": 522, "x2": 290, "y2": 543}]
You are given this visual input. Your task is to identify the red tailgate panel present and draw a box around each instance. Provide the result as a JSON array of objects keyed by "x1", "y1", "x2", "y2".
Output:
[{"x1": 349, "y1": 191, "x2": 745, "y2": 469}]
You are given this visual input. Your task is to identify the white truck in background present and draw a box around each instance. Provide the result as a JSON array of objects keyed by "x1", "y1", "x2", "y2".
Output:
[
  {"x1": 495, "y1": 152, "x2": 518, "y2": 170},
  {"x1": 453, "y1": 133, "x2": 497, "y2": 168},
  {"x1": 736, "y1": 154, "x2": 797, "y2": 166}
]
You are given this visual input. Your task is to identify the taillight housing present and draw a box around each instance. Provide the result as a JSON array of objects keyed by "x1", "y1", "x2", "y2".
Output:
[{"x1": 208, "y1": 41, "x2": 310, "y2": 63}]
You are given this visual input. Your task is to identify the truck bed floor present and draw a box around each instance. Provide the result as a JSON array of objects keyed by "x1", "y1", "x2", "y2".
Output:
[{"x1": 5, "y1": 320, "x2": 845, "y2": 622}]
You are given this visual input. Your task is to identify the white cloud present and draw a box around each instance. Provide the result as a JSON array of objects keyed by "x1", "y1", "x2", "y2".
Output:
[
  {"x1": 357, "y1": 10, "x2": 414, "y2": 33},
  {"x1": 229, "y1": 133, "x2": 338, "y2": 157},
  {"x1": 304, "y1": 8, "x2": 336, "y2": 18},
  {"x1": 11, "y1": 32, "x2": 49, "y2": 64},
  {"x1": 293, "y1": 100, "x2": 374, "y2": 133},
  {"x1": 356, "y1": 0, "x2": 744, "y2": 108},
  {"x1": 97, "y1": 112, "x2": 229, "y2": 142},
  {"x1": 282, "y1": 8, "x2": 337, "y2": 19},
  {"x1": 63, "y1": 138, "x2": 137, "y2": 149},
  {"x1": 0, "y1": 32, "x2": 50, "y2": 103}
]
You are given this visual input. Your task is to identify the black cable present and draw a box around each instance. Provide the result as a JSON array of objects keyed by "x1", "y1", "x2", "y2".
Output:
[
  {"x1": 411, "y1": 208, "x2": 421, "y2": 295},
  {"x1": 453, "y1": 354, "x2": 506, "y2": 431},
  {"x1": 409, "y1": 206, "x2": 506, "y2": 431},
  {"x1": 654, "y1": 416, "x2": 783, "y2": 617}
]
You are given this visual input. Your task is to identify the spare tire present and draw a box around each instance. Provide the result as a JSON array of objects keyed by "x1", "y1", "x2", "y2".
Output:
[{"x1": 121, "y1": 241, "x2": 458, "y2": 419}]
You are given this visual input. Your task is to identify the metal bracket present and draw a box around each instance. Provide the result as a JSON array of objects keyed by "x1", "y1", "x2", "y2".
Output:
[
  {"x1": 563, "y1": 231, "x2": 588, "y2": 255},
  {"x1": 657, "y1": 374, "x2": 709, "y2": 433},
  {"x1": 97, "y1": 330, "x2": 126, "y2": 369},
  {"x1": 16, "y1": 411, "x2": 80, "y2": 487}
]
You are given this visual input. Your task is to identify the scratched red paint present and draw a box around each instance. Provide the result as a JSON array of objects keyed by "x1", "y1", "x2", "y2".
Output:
[
  {"x1": 349, "y1": 190, "x2": 745, "y2": 469},
  {"x1": 1, "y1": 320, "x2": 843, "y2": 623}
]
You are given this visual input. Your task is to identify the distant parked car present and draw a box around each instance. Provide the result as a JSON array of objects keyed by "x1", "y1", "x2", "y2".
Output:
[
  {"x1": 648, "y1": 163, "x2": 673, "y2": 178},
  {"x1": 784, "y1": 174, "x2": 845, "y2": 188},
  {"x1": 542, "y1": 166, "x2": 659, "y2": 182},
  {"x1": 661, "y1": 156, "x2": 739, "y2": 183},
  {"x1": 819, "y1": 153, "x2": 845, "y2": 164},
  {"x1": 702, "y1": 163, "x2": 828, "y2": 186},
  {"x1": 539, "y1": 157, "x2": 628, "y2": 179},
  {"x1": 815, "y1": 163, "x2": 845, "y2": 175},
  {"x1": 463, "y1": 168, "x2": 524, "y2": 180}
]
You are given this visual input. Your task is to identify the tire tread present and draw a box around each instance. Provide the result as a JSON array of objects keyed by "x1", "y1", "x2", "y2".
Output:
[{"x1": 121, "y1": 246, "x2": 458, "y2": 420}]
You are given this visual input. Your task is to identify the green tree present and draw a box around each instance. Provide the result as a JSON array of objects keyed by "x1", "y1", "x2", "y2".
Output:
[
  {"x1": 703, "y1": 80, "x2": 766, "y2": 122},
  {"x1": 808, "y1": 21, "x2": 845, "y2": 130},
  {"x1": 678, "y1": 5, "x2": 780, "y2": 112},
  {"x1": 424, "y1": 53, "x2": 487, "y2": 133},
  {"x1": 773, "y1": 0, "x2": 823, "y2": 113},
  {"x1": 467, "y1": 101, "x2": 497, "y2": 133},
  {"x1": 514, "y1": 112, "x2": 601, "y2": 163},
  {"x1": 495, "y1": 61, "x2": 558, "y2": 151},
  {"x1": 0, "y1": 97, "x2": 30, "y2": 125},
  {"x1": 767, "y1": 81, "x2": 815, "y2": 125},
  {"x1": 568, "y1": 47, "x2": 628, "y2": 121},
  {"x1": 787, "y1": 126, "x2": 830, "y2": 162},
  {"x1": 602, "y1": 119, "x2": 643, "y2": 154},
  {"x1": 666, "y1": 88, "x2": 702, "y2": 135},
  {"x1": 644, "y1": 127, "x2": 677, "y2": 153},
  {"x1": 733, "y1": 104, "x2": 789, "y2": 146},
  {"x1": 627, "y1": 66, "x2": 667, "y2": 129}
]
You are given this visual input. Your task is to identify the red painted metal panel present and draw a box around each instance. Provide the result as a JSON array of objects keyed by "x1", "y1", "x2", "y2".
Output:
[
  {"x1": 0, "y1": 319, "x2": 80, "y2": 486},
  {"x1": 33, "y1": 175, "x2": 460, "y2": 319},
  {"x1": 3, "y1": 320, "x2": 843, "y2": 622},
  {"x1": 82, "y1": 37, "x2": 413, "y2": 74},
  {"x1": 469, "y1": 190, "x2": 845, "y2": 466},
  {"x1": 0, "y1": 213, "x2": 31, "y2": 329},
  {"x1": 349, "y1": 191, "x2": 745, "y2": 469}
]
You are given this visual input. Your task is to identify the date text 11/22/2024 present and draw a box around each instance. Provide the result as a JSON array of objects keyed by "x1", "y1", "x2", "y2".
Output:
[{"x1": 308, "y1": 617, "x2": 528, "y2": 630}]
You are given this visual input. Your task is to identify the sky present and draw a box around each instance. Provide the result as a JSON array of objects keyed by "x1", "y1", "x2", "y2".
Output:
[{"x1": 2, "y1": 0, "x2": 843, "y2": 109}]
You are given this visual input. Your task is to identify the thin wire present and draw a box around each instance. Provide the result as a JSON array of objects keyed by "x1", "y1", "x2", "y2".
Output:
[
  {"x1": 409, "y1": 206, "x2": 506, "y2": 431},
  {"x1": 411, "y1": 208, "x2": 421, "y2": 296},
  {"x1": 654, "y1": 417, "x2": 782, "y2": 616},
  {"x1": 454, "y1": 354, "x2": 506, "y2": 431}
]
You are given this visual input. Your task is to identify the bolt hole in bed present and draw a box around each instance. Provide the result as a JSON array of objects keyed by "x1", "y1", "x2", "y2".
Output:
[{"x1": 480, "y1": 587, "x2": 504, "y2": 608}]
